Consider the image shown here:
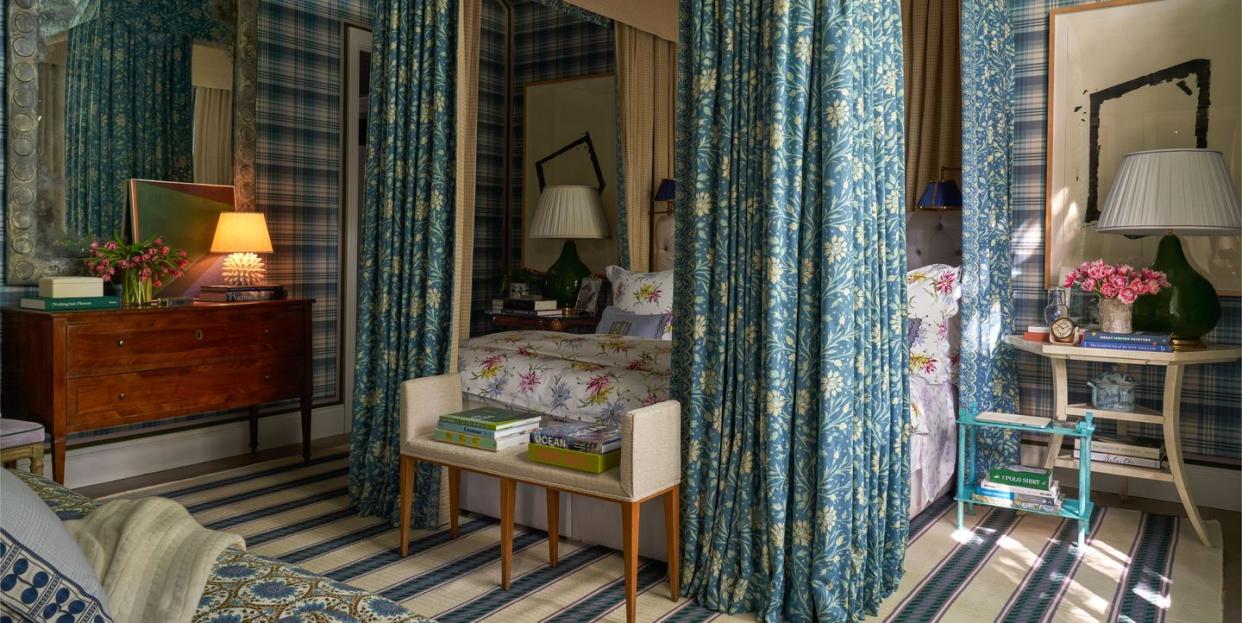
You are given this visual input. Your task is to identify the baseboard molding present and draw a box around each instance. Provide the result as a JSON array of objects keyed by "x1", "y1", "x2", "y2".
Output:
[
  {"x1": 48, "y1": 405, "x2": 349, "y2": 488},
  {"x1": 1021, "y1": 442, "x2": 1241, "y2": 512}
]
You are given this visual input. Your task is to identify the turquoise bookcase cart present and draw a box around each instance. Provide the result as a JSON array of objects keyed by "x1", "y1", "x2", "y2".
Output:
[{"x1": 956, "y1": 409, "x2": 1096, "y2": 549}]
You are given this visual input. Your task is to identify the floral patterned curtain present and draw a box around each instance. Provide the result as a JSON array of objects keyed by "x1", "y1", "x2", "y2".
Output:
[
  {"x1": 673, "y1": 1, "x2": 909, "y2": 620},
  {"x1": 348, "y1": 0, "x2": 458, "y2": 529},
  {"x1": 960, "y1": 0, "x2": 1019, "y2": 472},
  {"x1": 63, "y1": 0, "x2": 230, "y2": 238}
]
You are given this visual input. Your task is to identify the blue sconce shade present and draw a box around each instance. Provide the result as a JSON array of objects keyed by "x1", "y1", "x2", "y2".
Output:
[
  {"x1": 916, "y1": 180, "x2": 962, "y2": 209},
  {"x1": 654, "y1": 178, "x2": 676, "y2": 202}
]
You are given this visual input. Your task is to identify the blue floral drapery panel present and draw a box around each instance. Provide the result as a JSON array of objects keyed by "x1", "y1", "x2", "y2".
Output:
[
  {"x1": 960, "y1": 0, "x2": 1019, "y2": 472},
  {"x1": 63, "y1": 0, "x2": 230, "y2": 238},
  {"x1": 349, "y1": 0, "x2": 458, "y2": 529},
  {"x1": 673, "y1": 1, "x2": 909, "y2": 620}
]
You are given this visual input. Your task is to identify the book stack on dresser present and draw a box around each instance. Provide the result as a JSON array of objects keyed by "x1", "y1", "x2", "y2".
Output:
[
  {"x1": 434, "y1": 407, "x2": 541, "y2": 451},
  {"x1": 527, "y1": 421, "x2": 623, "y2": 473},
  {"x1": 20, "y1": 277, "x2": 117, "y2": 311},
  {"x1": 492, "y1": 296, "x2": 564, "y2": 317},
  {"x1": 1081, "y1": 330, "x2": 1172, "y2": 352},
  {"x1": 1072, "y1": 434, "x2": 1166, "y2": 469},
  {"x1": 973, "y1": 464, "x2": 1064, "y2": 513}
]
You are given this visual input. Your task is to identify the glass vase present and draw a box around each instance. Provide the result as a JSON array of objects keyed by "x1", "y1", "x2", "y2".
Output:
[
  {"x1": 121, "y1": 269, "x2": 153, "y2": 307},
  {"x1": 1098, "y1": 297, "x2": 1132, "y2": 334}
]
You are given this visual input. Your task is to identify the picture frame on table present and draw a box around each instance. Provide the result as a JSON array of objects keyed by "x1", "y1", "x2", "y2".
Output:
[
  {"x1": 1044, "y1": 0, "x2": 1240, "y2": 294},
  {"x1": 574, "y1": 276, "x2": 602, "y2": 314}
]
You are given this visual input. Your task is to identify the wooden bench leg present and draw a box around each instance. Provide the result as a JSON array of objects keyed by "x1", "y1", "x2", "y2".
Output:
[
  {"x1": 546, "y1": 487, "x2": 559, "y2": 567},
  {"x1": 399, "y1": 455, "x2": 414, "y2": 557},
  {"x1": 621, "y1": 500, "x2": 639, "y2": 623},
  {"x1": 30, "y1": 445, "x2": 44, "y2": 476},
  {"x1": 448, "y1": 466, "x2": 461, "y2": 539},
  {"x1": 500, "y1": 478, "x2": 516, "y2": 590},
  {"x1": 664, "y1": 485, "x2": 680, "y2": 601}
]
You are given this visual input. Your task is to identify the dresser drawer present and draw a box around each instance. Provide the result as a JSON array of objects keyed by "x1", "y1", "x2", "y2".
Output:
[
  {"x1": 66, "y1": 308, "x2": 304, "y2": 375},
  {"x1": 65, "y1": 357, "x2": 303, "y2": 430}
]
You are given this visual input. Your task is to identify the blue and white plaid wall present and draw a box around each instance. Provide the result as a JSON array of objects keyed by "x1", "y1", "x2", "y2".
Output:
[{"x1": 1009, "y1": 0, "x2": 1240, "y2": 463}]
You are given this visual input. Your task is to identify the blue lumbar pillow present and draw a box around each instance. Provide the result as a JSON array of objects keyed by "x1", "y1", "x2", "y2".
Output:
[
  {"x1": 0, "y1": 469, "x2": 111, "y2": 622},
  {"x1": 595, "y1": 305, "x2": 667, "y2": 339}
]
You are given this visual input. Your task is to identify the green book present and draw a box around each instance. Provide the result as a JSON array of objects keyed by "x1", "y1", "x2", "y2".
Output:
[
  {"x1": 434, "y1": 428, "x2": 529, "y2": 452},
  {"x1": 20, "y1": 296, "x2": 119, "y2": 311},
  {"x1": 986, "y1": 464, "x2": 1053, "y2": 490},
  {"x1": 527, "y1": 443, "x2": 621, "y2": 474},
  {"x1": 439, "y1": 407, "x2": 541, "y2": 431}
]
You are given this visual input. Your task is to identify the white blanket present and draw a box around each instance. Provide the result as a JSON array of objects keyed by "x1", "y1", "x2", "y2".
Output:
[{"x1": 65, "y1": 497, "x2": 245, "y2": 623}]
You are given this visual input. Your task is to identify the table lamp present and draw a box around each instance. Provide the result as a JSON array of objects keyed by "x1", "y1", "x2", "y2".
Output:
[
  {"x1": 529, "y1": 185, "x2": 608, "y2": 307},
  {"x1": 211, "y1": 212, "x2": 274, "y2": 286},
  {"x1": 1096, "y1": 148, "x2": 1241, "y2": 348},
  {"x1": 915, "y1": 166, "x2": 963, "y2": 210}
]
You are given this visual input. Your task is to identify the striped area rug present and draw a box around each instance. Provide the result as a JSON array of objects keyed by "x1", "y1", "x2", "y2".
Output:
[{"x1": 106, "y1": 450, "x2": 1222, "y2": 622}]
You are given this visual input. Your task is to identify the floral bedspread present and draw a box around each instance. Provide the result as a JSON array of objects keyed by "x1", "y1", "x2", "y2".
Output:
[
  {"x1": 9, "y1": 469, "x2": 431, "y2": 623},
  {"x1": 907, "y1": 264, "x2": 961, "y2": 385},
  {"x1": 459, "y1": 331, "x2": 672, "y2": 425}
]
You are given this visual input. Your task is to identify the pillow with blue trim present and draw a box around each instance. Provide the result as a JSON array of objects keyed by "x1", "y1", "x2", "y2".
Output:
[
  {"x1": 0, "y1": 469, "x2": 111, "y2": 623},
  {"x1": 596, "y1": 306, "x2": 665, "y2": 339}
]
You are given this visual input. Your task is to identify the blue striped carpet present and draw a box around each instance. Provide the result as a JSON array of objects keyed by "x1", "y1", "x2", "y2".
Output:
[{"x1": 106, "y1": 450, "x2": 1222, "y2": 622}]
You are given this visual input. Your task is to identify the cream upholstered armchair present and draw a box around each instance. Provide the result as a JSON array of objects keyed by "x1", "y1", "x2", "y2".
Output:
[{"x1": 397, "y1": 373, "x2": 681, "y2": 623}]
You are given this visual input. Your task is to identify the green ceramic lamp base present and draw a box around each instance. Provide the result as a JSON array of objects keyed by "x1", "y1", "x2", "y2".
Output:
[
  {"x1": 1132, "y1": 234, "x2": 1221, "y2": 344},
  {"x1": 543, "y1": 240, "x2": 590, "y2": 308}
]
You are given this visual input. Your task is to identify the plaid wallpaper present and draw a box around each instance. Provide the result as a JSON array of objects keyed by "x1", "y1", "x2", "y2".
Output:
[
  {"x1": 469, "y1": 0, "x2": 615, "y2": 335},
  {"x1": 1009, "y1": 0, "x2": 1241, "y2": 462},
  {"x1": 257, "y1": 0, "x2": 372, "y2": 401}
]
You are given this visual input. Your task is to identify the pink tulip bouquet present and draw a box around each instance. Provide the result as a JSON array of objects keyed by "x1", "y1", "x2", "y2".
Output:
[
  {"x1": 1062, "y1": 260, "x2": 1169, "y2": 305},
  {"x1": 83, "y1": 234, "x2": 189, "y2": 305}
]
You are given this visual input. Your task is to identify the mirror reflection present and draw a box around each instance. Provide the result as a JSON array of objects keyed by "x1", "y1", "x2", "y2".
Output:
[{"x1": 31, "y1": 0, "x2": 235, "y2": 258}]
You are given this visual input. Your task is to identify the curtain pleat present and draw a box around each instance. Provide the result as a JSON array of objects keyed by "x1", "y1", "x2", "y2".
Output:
[
  {"x1": 193, "y1": 87, "x2": 233, "y2": 185},
  {"x1": 617, "y1": 24, "x2": 675, "y2": 271},
  {"x1": 960, "y1": 0, "x2": 1019, "y2": 471},
  {"x1": 349, "y1": 0, "x2": 458, "y2": 529},
  {"x1": 902, "y1": 0, "x2": 961, "y2": 208},
  {"x1": 675, "y1": 1, "x2": 909, "y2": 620}
]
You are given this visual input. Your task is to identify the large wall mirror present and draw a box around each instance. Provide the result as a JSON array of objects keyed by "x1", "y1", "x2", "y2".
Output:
[{"x1": 6, "y1": 0, "x2": 255, "y2": 284}]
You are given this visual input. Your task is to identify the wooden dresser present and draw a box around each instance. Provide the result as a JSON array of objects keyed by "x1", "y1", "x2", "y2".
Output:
[{"x1": 1, "y1": 300, "x2": 313, "y2": 483}]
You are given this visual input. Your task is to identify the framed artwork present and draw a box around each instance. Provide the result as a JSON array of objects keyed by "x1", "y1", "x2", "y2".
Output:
[
  {"x1": 128, "y1": 179, "x2": 235, "y2": 297},
  {"x1": 1045, "y1": 0, "x2": 1240, "y2": 294},
  {"x1": 575, "y1": 276, "x2": 603, "y2": 314}
]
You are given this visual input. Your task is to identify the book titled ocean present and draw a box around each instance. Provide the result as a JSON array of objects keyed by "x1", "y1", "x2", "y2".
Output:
[
  {"x1": 530, "y1": 421, "x2": 622, "y2": 454},
  {"x1": 439, "y1": 407, "x2": 541, "y2": 431}
]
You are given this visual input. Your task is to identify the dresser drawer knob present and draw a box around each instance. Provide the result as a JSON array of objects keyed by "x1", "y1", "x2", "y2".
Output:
[
  {"x1": 264, "y1": 374, "x2": 272, "y2": 381},
  {"x1": 118, "y1": 393, "x2": 126, "y2": 400},
  {"x1": 116, "y1": 339, "x2": 125, "y2": 347},
  {"x1": 195, "y1": 329, "x2": 204, "y2": 341},
  {"x1": 263, "y1": 328, "x2": 271, "y2": 336}
]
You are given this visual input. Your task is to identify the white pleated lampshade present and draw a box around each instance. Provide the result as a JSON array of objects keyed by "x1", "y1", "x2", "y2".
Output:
[
  {"x1": 528, "y1": 186, "x2": 608, "y2": 239},
  {"x1": 1097, "y1": 149, "x2": 1241, "y2": 236}
]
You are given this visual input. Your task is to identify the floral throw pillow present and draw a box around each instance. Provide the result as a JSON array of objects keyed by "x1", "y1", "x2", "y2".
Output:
[{"x1": 605, "y1": 265, "x2": 674, "y2": 316}]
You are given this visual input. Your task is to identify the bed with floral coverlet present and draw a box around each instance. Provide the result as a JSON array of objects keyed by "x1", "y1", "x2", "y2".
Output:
[
  {"x1": 906, "y1": 264, "x2": 961, "y2": 518},
  {"x1": 7, "y1": 469, "x2": 432, "y2": 623},
  {"x1": 457, "y1": 331, "x2": 671, "y2": 425}
]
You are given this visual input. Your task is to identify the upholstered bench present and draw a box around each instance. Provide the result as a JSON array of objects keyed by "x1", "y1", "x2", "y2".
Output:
[
  {"x1": 0, "y1": 418, "x2": 46, "y2": 474},
  {"x1": 397, "y1": 374, "x2": 680, "y2": 623}
]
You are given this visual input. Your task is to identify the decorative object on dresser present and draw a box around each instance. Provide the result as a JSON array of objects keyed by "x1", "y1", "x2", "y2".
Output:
[
  {"x1": 1005, "y1": 334, "x2": 1241, "y2": 546},
  {"x1": 39, "y1": 276, "x2": 103, "y2": 299},
  {"x1": 1, "y1": 300, "x2": 314, "y2": 484},
  {"x1": 128, "y1": 180, "x2": 237, "y2": 298},
  {"x1": 211, "y1": 212, "x2": 275, "y2": 286},
  {"x1": 1096, "y1": 149, "x2": 1242, "y2": 348},
  {"x1": 528, "y1": 186, "x2": 610, "y2": 307},
  {"x1": 485, "y1": 309, "x2": 599, "y2": 334},
  {"x1": 83, "y1": 234, "x2": 191, "y2": 307},
  {"x1": 574, "y1": 276, "x2": 603, "y2": 314},
  {"x1": 0, "y1": 419, "x2": 46, "y2": 473},
  {"x1": 197, "y1": 284, "x2": 288, "y2": 303},
  {"x1": 1061, "y1": 260, "x2": 1168, "y2": 334}
]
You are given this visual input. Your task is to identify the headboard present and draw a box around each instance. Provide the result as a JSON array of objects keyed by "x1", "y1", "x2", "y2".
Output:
[
  {"x1": 651, "y1": 212, "x2": 675, "y2": 271},
  {"x1": 906, "y1": 210, "x2": 962, "y2": 271}
]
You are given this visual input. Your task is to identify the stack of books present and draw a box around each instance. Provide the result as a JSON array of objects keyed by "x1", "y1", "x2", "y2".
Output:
[
  {"x1": 1072, "y1": 434, "x2": 1166, "y2": 469},
  {"x1": 1081, "y1": 330, "x2": 1172, "y2": 353},
  {"x1": 21, "y1": 277, "x2": 118, "y2": 310},
  {"x1": 198, "y1": 284, "x2": 287, "y2": 302},
  {"x1": 494, "y1": 297, "x2": 564, "y2": 317},
  {"x1": 973, "y1": 464, "x2": 1064, "y2": 513},
  {"x1": 434, "y1": 407, "x2": 541, "y2": 451},
  {"x1": 527, "y1": 420, "x2": 622, "y2": 473}
]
